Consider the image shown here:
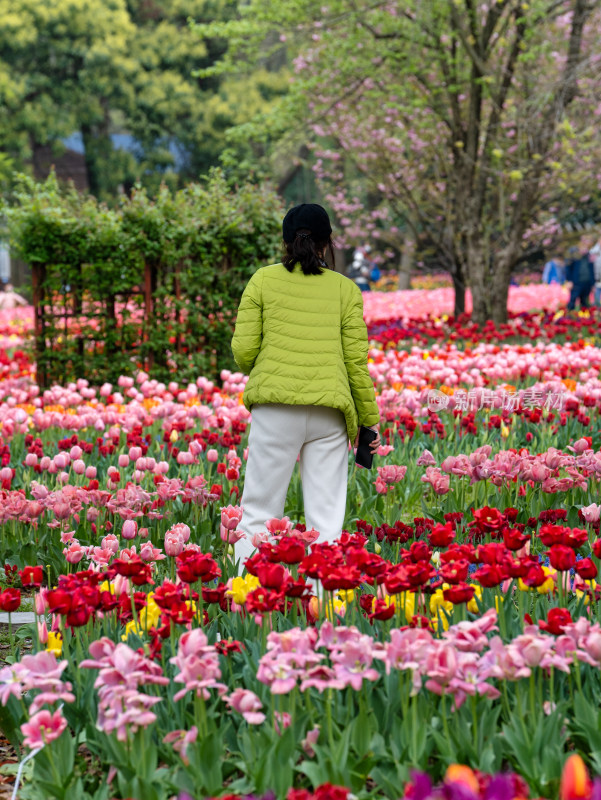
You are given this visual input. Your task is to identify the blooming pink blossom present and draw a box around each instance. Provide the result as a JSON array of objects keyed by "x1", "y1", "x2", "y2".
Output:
[
  {"x1": 224, "y1": 688, "x2": 266, "y2": 724},
  {"x1": 163, "y1": 726, "x2": 198, "y2": 764},
  {"x1": 221, "y1": 504, "x2": 244, "y2": 530},
  {"x1": 21, "y1": 708, "x2": 67, "y2": 749}
]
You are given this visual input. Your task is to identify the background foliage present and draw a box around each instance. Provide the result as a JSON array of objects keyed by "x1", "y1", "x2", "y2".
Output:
[
  {"x1": 5, "y1": 170, "x2": 283, "y2": 384},
  {"x1": 0, "y1": 0, "x2": 289, "y2": 198}
]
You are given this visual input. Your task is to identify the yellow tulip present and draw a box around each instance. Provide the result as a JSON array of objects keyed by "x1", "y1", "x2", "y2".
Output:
[
  {"x1": 227, "y1": 574, "x2": 259, "y2": 604},
  {"x1": 46, "y1": 631, "x2": 63, "y2": 656},
  {"x1": 467, "y1": 584, "x2": 482, "y2": 613},
  {"x1": 430, "y1": 588, "x2": 453, "y2": 629}
]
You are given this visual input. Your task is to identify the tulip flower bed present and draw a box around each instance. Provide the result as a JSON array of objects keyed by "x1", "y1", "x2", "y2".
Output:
[{"x1": 2, "y1": 295, "x2": 601, "y2": 798}]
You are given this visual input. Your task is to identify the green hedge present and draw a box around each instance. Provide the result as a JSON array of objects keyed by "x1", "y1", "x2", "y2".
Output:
[{"x1": 5, "y1": 170, "x2": 283, "y2": 384}]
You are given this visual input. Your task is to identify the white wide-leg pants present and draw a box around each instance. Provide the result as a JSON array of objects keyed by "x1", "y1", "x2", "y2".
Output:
[{"x1": 234, "y1": 403, "x2": 349, "y2": 571}]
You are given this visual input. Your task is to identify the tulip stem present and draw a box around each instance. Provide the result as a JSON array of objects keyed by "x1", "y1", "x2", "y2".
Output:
[
  {"x1": 326, "y1": 688, "x2": 334, "y2": 751},
  {"x1": 471, "y1": 695, "x2": 478, "y2": 752},
  {"x1": 441, "y1": 693, "x2": 452, "y2": 757},
  {"x1": 45, "y1": 739, "x2": 63, "y2": 791},
  {"x1": 411, "y1": 693, "x2": 418, "y2": 764},
  {"x1": 8, "y1": 612, "x2": 14, "y2": 661},
  {"x1": 529, "y1": 673, "x2": 536, "y2": 719}
]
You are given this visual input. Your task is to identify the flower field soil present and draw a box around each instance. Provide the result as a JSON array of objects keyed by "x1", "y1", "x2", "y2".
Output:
[{"x1": 1, "y1": 288, "x2": 601, "y2": 799}]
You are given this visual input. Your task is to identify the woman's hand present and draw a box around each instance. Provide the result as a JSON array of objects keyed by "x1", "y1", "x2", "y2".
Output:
[
  {"x1": 353, "y1": 424, "x2": 381, "y2": 452},
  {"x1": 368, "y1": 424, "x2": 381, "y2": 452}
]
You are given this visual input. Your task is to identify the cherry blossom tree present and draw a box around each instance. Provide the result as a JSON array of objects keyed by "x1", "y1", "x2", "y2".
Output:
[{"x1": 205, "y1": 0, "x2": 601, "y2": 322}]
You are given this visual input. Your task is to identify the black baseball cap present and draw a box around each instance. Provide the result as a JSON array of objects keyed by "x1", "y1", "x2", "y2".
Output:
[{"x1": 282, "y1": 203, "x2": 332, "y2": 243}]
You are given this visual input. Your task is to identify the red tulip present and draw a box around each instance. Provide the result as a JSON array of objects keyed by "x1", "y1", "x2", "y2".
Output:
[
  {"x1": 443, "y1": 582, "x2": 475, "y2": 604},
  {"x1": 428, "y1": 523, "x2": 455, "y2": 548},
  {"x1": 539, "y1": 607, "x2": 573, "y2": 635},
  {"x1": 575, "y1": 558, "x2": 598, "y2": 580},
  {"x1": 503, "y1": 527, "x2": 529, "y2": 551},
  {"x1": 19, "y1": 566, "x2": 43, "y2": 587},
  {"x1": 0, "y1": 588, "x2": 21, "y2": 612},
  {"x1": 549, "y1": 545, "x2": 576, "y2": 572}
]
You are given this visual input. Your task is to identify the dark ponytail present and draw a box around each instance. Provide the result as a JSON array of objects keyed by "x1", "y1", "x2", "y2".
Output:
[{"x1": 282, "y1": 230, "x2": 336, "y2": 276}]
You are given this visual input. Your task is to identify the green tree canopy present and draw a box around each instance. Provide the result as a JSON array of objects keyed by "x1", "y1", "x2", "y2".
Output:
[{"x1": 0, "y1": 0, "x2": 288, "y2": 198}]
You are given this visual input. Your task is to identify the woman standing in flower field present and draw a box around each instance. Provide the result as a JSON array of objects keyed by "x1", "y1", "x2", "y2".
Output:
[{"x1": 231, "y1": 204, "x2": 381, "y2": 569}]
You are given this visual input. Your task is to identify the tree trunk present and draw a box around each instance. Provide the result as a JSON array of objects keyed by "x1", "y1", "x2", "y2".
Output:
[
  {"x1": 81, "y1": 123, "x2": 101, "y2": 197},
  {"x1": 451, "y1": 267, "x2": 466, "y2": 317},
  {"x1": 81, "y1": 106, "x2": 112, "y2": 198},
  {"x1": 466, "y1": 237, "x2": 491, "y2": 326},
  {"x1": 491, "y1": 250, "x2": 517, "y2": 325},
  {"x1": 397, "y1": 234, "x2": 414, "y2": 290}
]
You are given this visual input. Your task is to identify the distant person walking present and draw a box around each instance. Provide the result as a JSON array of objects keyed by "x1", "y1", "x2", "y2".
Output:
[
  {"x1": 0, "y1": 283, "x2": 28, "y2": 310},
  {"x1": 348, "y1": 246, "x2": 372, "y2": 292},
  {"x1": 542, "y1": 255, "x2": 565, "y2": 285},
  {"x1": 566, "y1": 246, "x2": 594, "y2": 310},
  {"x1": 591, "y1": 238, "x2": 601, "y2": 305}
]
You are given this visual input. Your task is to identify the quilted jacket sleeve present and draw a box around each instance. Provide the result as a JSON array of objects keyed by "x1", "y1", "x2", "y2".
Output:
[
  {"x1": 231, "y1": 271, "x2": 263, "y2": 374},
  {"x1": 341, "y1": 283, "x2": 380, "y2": 427}
]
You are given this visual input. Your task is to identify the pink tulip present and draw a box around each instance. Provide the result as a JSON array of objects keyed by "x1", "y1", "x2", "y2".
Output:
[
  {"x1": 164, "y1": 532, "x2": 184, "y2": 557},
  {"x1": 221, "y1": 505, "x2": 243, "y2": 531},
  {"x1": 21, "y1": 709, "x2": 68, "y2": 749},
  {"x1": 34, "y1": 589, "x2": 48, "y2": 615},
  {"x1": 220, "y1": 525, "x2": 245, "y2": 544},
  {"x1": 118, "y1": 454, "x2": 130, "y2": 468},
  {"x1": 189, "y1": 440, "x2": 203, "y2": 457},
  {"x1": 102, "y1": 534, "x2": 120, "y2": 554},
  {"x1": 224, "y1": 689, "x2": 266, "y2": 724},
  {"x1": 265, "y1": 517, "x2": 293, "y2": 535},
  {"x1": 85, "y1": 466, "x2": 97, "y2": 479},
  {"x1": 72, "y1": 459, "x2": 85, "y2": 475},
  {"x1": 163, "y1": 726, "x2": 198, "y2": 765},
  {"x1": 581, "y1": 503, "x2": 601, "y2": 523},
  {"x1": 54, "y1": 453, "x2": 68, "y2": 469},
  {"x1": 140, "y1": 542, "x2": 165, "y2": 562},
  {"x1": 421, "y1": 467, "x2": 450, "y2": 495},
  {"x1": 301, "y1": 726, "x2": 320, "y2": 756},
  {"x1": 170, "y1": 523, "x2": 190, "y2": 543},
  {"x1": 63, "y1": 541, "x2": 85, "y2": 564},
  {"x1": 207, "y1": 448, "x2": 219, "y2": 462},
  {"x1": 37, "y1": 619, "x2": 48, "y2": 644},
  {"x1": 122, "y1": 520, "x2": 138, "y2": 540}
]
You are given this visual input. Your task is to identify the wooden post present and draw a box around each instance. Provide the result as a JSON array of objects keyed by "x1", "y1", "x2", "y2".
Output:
[
  {"x1": 31, "y1": 263, "x2": 47, "y2": 388},
  {"x1": 174, "y1": 262, "x2": 182, "y2": 354},
  {"x1": 143, "y1": 262, "x2": 154, "y2": 371}
]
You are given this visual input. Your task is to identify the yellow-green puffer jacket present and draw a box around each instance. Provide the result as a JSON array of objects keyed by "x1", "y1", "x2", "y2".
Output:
[{"x1": 231, "y1": 262, "x2": 379, "y2": 443}]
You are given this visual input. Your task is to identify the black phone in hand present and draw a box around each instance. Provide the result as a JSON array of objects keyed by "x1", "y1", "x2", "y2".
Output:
[{"x1": 355, "y1": 426, "x2": 378, "y2": 469}]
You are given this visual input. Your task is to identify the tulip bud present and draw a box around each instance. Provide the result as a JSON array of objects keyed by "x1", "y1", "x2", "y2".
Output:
[
  {"x1": 122, "y1": 520, "x2": 138, "y2": 540},
  {"x1": 560, "y1": 754, "x2": 592, "y2": 800}
]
